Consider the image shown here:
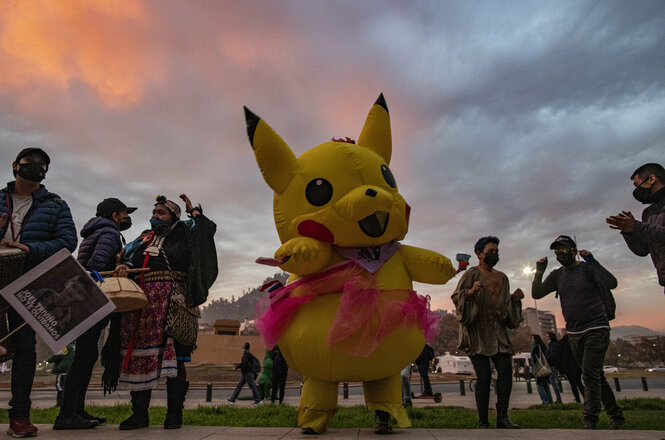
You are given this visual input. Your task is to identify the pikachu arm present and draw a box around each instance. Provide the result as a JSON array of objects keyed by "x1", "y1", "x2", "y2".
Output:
[
  {"x1": 400, "y1": 245, "x2": 456, "y2": 285},
  {"x1": 275, "y1": 236, "x2": 332, "y2": 276}
]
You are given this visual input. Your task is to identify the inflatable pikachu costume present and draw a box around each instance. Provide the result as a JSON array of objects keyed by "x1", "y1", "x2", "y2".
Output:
[{"x1": 245, "y1": 94, "x2": 456, "y2": 434}]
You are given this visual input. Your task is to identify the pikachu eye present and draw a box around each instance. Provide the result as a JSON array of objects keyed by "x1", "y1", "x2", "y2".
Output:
[
  {"x1": 306, "y1": 178, "x2": 333, "y2": 206},
  {"x1": 381, "y1": 164, "x2": 396, "y2": 188}
]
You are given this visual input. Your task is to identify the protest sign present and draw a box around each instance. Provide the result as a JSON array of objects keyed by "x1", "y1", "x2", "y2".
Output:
[{"x1": 0, "y1": 248, "x2": 116, "y2": 352}]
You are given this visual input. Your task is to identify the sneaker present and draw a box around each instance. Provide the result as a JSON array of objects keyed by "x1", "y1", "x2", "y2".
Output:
[
  {"x1": 610, "y1": 417, "x2": 626, "y2": 429},
  {"x1": 78, "y1": 411, "x2": 106, "y2": 425},
  {"x1": 7, "y1": 418, "x2": 38, "y2": 438},
  {"x1": 53, "y1": 414, "x2": 97, "y2": 430},
  {"x1": 226, "y1": 398, "x2": 235, "y2": 404},
  {"x1": 252, "y1": 400, "x2": 262, "y2": 405}
]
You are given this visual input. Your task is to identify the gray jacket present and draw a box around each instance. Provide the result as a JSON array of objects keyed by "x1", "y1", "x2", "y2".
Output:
[{"x1": 622, "y1": 189, "x2": 665, "y2": 287}]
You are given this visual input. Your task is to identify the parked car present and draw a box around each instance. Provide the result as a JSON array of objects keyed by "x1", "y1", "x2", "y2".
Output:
[
  {"x1": 645, "y1": 366, "x2": 665, "y2": 372},
  {"x1": 603, "y1": 365, "x2": 619, "y2": 373}
]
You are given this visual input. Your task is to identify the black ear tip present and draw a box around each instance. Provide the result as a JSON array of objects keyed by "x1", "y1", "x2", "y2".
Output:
[
  {"x1": 244, "y1": 106, "x2": 260, "y2": 146},
  {"x1": 375, "y1": 93, "x2": 388, "y2": 113}
]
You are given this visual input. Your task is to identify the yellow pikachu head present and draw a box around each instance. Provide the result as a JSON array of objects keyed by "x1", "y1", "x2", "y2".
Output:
[{"x1": 244, "y1": 94, "x2": 410, "y2": 248}]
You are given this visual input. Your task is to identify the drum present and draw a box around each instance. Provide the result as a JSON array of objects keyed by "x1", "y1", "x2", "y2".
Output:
[
  {"x1": 0, "y1": 247, "x2": 26, "y2": 290},
  {"x1": 0, "y1": 247, "x2": 25, "y2": 362},
  {"x1": 100, "y1": 276, "x2": 148, "y2": 312}
]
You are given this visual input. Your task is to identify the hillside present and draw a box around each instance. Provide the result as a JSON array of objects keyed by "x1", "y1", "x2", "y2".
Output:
[
  {"x1": 200, "y1": 271, "x2": 289, "y2": 324},
  {"x1": 611, "y1": 325, "x2": 664, "y2": 340}
]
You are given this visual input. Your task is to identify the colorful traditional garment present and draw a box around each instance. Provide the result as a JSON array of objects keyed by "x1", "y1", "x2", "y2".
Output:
[{"x1": 119, "y1": 280, "x2": 177, "y2": 390}]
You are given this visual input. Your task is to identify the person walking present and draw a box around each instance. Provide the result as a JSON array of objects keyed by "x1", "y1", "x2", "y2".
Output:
[
  {"x1": 270, "y1": 345, "x2": 289, "y2": 404},
  {"x1": 452, "y1": 236, "x2": 523, "y2": 429},
  {"x1": 532, "y1": 235, "x2": 625, "y2": 429},
  {"x1": 531, "y1": 335, "x2": 553, "y2": 404},
  {"x1": 400, "y1": 363, "x2": 413, "y2": 407},
  {"x1": 546, "y1": 332, "x2": 563, "y2": 404},
  {"x1": 227, "y1": 342, "x2": 261, "y2": 404},
  {"x1": 111, "y1": 194, "x2": 217, "y2": 430},
  {"x1": 606, "y1": 163, "x2": 665, "y2": 294},
  {"x1": 53, "y1": 198, "x2": 136, "y2": 430},
  {"x1": 1, "y1": 147, "x2": 77, "y2": 438}
]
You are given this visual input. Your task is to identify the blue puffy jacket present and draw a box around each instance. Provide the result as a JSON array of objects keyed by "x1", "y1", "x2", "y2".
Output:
[
  {"x1": 77, "y1": 216, "x2": 122, "y2": 272},
  {"x1": 0, "y1": 182, "x2": 77, "y2": 272}
]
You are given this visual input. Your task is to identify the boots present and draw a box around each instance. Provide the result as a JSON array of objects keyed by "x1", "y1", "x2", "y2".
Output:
[
  {"x1": 119, "y1": 390, "x2": 151, "y2": 430},
  {"x1": 164, "y1": 380, "x2": 189, "y2": 429},
  {"x1": 374, "y1": 410, "x2": 393, "y2": 434},
  {"x1": 495, "y1": 403, "x2": 520, "y2": 429}
]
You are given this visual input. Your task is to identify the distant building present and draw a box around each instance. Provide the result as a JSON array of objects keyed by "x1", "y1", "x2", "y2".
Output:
[{"x1": 524, "y1": 307, "x2": 557, "y2": 337}]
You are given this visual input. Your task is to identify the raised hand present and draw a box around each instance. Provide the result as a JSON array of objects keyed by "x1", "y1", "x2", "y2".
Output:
[{"x1": 606, "y1": 211, "x2": 636, "y2": 233}]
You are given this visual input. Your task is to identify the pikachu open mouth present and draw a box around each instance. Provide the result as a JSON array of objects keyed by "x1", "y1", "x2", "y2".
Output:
[{"x1": 358, "y1": 211, "x2": 390, "y2": 237}]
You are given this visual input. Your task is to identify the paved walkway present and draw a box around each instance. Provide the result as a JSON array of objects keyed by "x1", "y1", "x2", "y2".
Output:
[{"x1": 15, "y1": 425, "x2": 665, "y2": 439}]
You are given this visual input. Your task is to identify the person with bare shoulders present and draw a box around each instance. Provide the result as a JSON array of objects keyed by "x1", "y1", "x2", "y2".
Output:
[{"x1": 452, "y1": 236, "x2": 523, "y2": 429}]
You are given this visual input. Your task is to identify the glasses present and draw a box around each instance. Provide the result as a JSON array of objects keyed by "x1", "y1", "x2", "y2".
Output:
[{"x1": 554, "y1": 248, "x2": 574, "y2": 255}]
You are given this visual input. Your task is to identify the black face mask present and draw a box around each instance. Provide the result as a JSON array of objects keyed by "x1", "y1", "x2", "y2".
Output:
[
  {"x1": 633, "y1": 179, "x2": 654, "y2": 204},
  {"x1": 556, "y1": 253, "x2": 575, "y2": 267},
  {"x1": 118, "y1": 217, "x2": 132, "y2": 231},
  {"x1": 483, "y1": 253, "x2": 499, "y2": 268},
  {"x1": 16, "y1": 163, "x2": 46, "y2": 182}
]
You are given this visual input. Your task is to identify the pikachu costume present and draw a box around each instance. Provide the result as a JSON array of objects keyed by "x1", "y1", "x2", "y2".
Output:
[{"x1": 244, "y1": 94, "x2": 456, "y2": 434}]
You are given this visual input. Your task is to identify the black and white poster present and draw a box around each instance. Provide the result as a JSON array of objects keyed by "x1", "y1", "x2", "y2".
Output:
[{"x1": 0, "y1": 249, "x2": 116, "y2": 352}]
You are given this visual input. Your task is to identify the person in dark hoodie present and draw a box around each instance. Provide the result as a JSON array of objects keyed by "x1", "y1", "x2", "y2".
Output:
[
  {"x1": 1, "y1": 147, "x2": 77, "y2": 438},
  {"x1": 532, "y1": 235, "x2": 624, "y2": 429},
  {"x1": 227, "y1": 342, "x2": 261, "y2": 405},
  {"x1": 271, "y1": 345, "x2": 289, "y2": 404},
  {"x1": 53, "y1": 198, "x2": 136, "y2": 430}
]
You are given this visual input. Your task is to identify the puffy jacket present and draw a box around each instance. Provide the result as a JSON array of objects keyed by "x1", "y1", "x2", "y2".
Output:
[
  {"x1": 77, "y1": 216, "x2": 122, "y2": 272},
  {"x1": 0, "y1": 182, "x2": 77, "y2": 272}
]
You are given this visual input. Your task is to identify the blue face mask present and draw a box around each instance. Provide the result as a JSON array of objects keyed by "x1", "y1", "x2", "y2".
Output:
[{"x1": 150, "y1": 217, "x2": 171, "y2": 234}]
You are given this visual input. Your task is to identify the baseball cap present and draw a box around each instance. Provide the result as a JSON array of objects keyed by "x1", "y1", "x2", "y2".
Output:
[
  {"x1": 96, "y1": 198, "x2": 137, "y2": 217},
  {"x1": 15, "y1": 147, "x2": 50, "y2": 166},
  {"x1": 549, "y1": 235, "x2": 576, "y2": 249}
]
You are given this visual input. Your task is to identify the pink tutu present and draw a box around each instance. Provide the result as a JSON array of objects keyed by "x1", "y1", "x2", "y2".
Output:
[{"x1": 255, "y1": 261, "x2": 440, "y2": 357}]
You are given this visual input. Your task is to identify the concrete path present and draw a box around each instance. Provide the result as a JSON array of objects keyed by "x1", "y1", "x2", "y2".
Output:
[{"x1": 13, "y1": 425, "x2": 665, "y2": 439}]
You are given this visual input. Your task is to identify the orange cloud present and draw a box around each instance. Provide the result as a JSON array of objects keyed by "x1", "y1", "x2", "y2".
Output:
[{"x1": 0, "y1": 0, "x2": 159, "y2": 108}]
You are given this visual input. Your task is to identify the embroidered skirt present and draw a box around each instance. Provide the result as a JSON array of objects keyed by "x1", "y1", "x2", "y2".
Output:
[{"x1": 119, "y1": 280, "x2": 177, "y2": 390}]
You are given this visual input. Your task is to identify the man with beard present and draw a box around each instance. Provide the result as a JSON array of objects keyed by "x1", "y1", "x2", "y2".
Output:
[
  {"x1": 0, "y1": 147, "x2": 77, "y2": 437},
  {"x1": 532, "y1": 235, "x2": 625, "y2": 429},
  {"x1": 607, "y1": 163, "x2": 665, "y2": 295},
  {"x1": 54, "y1": 198, "x2": 136, "y2": 430}
]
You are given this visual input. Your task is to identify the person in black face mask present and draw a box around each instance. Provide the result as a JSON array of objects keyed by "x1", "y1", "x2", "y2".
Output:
[
  {"x1": 54, "y1": 197, "x2": 136, "y2": 429},
  {"x1": 532, "y1": 235, "x2": 625, "y2": 430},
  {"x1": 1, "y1": 147, "x2": 78, "y2": 437},
  {"x1": 606, "y1": 163, "x2": 665, "y2": 295},
  {"x1": 452, "y1": 236, "x2": 523, "y2": 429}
]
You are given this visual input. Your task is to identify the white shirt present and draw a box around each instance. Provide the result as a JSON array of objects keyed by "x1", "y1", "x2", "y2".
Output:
[{"x1": 2, "y1": 194, "x2": 33, "y2": 244}]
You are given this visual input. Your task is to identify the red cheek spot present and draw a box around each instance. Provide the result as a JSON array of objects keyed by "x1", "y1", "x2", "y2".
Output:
[
  {"x1": 298, "y1": 220, "x2": 335, "y2": 244},
  {"x1": 405, "y1": 203, "x2": 411, "y2": 227}
]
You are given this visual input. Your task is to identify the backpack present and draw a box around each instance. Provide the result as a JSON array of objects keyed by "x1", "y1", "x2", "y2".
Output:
[
  {"x1": 555, "y1": 263, "x2": 616, "y2": 321},
  {"x1": 250, "y1": 354, "x2": 261, "y2": 374}
]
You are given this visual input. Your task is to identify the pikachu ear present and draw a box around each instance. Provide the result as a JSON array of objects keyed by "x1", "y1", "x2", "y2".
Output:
[
  {"x1": 244, "y1": 106, "x2": 298, "y2": 194},
  {"x1": 357, "y1": 93, "x2": 392, "y2": 164}
]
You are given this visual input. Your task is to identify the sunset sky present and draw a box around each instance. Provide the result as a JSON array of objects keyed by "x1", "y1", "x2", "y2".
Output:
[{"x1": 1, "y1": 1, "x2": 664, "y2": 331}]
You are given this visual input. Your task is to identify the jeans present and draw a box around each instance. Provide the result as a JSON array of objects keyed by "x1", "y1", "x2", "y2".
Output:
[
  {"x1": 536, "y1": 376, "x2": 553, "y2": 404},
  {"x1": 469, "y1": 353, "x2": 513, "y2": 423},
  {"x1": 57, "y1": 316, "x2": 110, "y2": 418},
  {"x1": 416, "y1": 361, "x2": 433, "y2": 395},
  {"x1": 8, "y1": 308, "x2": 36, "y2": 419},
  {"x1": 229, "y1": 371, "x2": 260, "y2": 402},
  {"x1": 400, "y1": 365, "x2": 412, "y2": 404},
  {"x1": 568, "y1": 328, "x2": 624, "y2": 424},
  {"x1": 549, "y1": 366, "x2": 562, "y2": 403}
]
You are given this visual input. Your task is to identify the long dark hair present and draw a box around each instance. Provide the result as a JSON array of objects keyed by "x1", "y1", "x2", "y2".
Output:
[{"x1": 532, "y1": 334, "x2": 547, "y2": 351}]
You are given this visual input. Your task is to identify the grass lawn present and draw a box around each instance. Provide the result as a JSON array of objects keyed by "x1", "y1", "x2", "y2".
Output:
[{"x1": 1, "y1": 398, "x2": 664, "y2": 430}]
